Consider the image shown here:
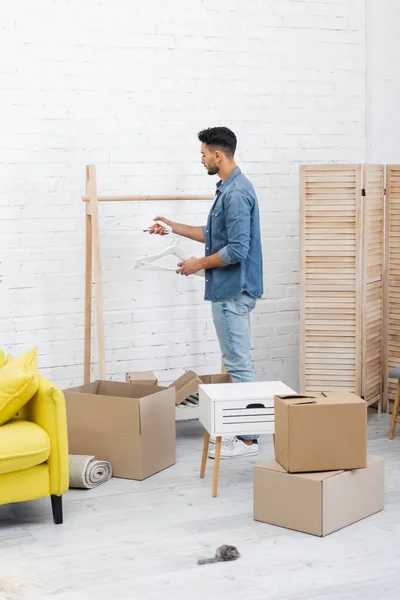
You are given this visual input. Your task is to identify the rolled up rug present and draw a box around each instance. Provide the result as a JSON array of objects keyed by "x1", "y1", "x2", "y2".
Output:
[{"x1": 68, "y1": 455, "x2": 112, "y2": 489}]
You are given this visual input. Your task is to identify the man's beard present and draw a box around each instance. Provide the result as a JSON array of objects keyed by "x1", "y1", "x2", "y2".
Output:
[{"x1": 207, "y1": 167, "x2": 219, "y2": 176}]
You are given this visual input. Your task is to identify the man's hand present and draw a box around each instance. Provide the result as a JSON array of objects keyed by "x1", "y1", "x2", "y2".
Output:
[
  {"x1": 176, "y1": 257, "x2": 202, "y2": 276},
  {"x1": 146, "y1": 217, "x2": 205, "y2": 243},
  {"x1": 147, "y1": 216, "x2": 173, "y2": 235}
]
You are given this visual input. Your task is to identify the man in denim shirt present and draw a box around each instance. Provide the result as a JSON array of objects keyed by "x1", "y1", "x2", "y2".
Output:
[{"x1": 149, "y1": 127, "x2": 263, "y2": 459}]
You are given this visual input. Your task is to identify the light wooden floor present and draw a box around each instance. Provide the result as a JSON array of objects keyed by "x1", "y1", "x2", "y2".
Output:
[{"x1": 1, "y1": 411, "x2": 399, "y2": 599}]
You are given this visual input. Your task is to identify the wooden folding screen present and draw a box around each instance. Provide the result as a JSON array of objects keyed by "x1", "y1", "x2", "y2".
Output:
[
  {"x1": 384, "y1": 166, "x2": 400, "y2": 411},
  {"x1": 300, "y1": 164, "x2": 384, "y2": 411}
]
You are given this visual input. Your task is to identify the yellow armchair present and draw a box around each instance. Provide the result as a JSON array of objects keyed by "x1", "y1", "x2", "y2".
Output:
[{"x1": 0, "y1": 376, "x2": 69, "y2": 524}]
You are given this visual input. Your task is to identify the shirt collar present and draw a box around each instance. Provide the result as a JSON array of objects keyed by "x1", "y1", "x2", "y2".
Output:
[{"x1": 216, "y1": 167, "x2": 241, "y2": 194}]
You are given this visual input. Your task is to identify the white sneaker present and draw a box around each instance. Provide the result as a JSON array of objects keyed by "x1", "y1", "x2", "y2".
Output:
[
  {"x1": 208, "y1": 437, "x2": 259, "y2": 459},
  {"x1": 209, "y1": 435, "x2": 235, "y2": 445}
]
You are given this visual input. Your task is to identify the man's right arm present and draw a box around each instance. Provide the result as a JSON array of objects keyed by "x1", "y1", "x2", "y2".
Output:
[{"x1": 149, "y1": 217, "x2": 205, "y2": 243}]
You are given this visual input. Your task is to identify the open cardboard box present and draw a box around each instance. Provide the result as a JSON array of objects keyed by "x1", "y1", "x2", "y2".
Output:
[
  {"x1": 64, "y1": 380, "x2": 176, "y2": 480},
  {"x1": 174, "y1": 372, "x2": 232, "y2": 402},
  {"x1": 125, "y1": 369, "x2": 232, "y2": 405}
]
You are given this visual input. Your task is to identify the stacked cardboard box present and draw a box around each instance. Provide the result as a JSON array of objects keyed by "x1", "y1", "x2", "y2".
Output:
[{"x1": 254, "y1": 392, "x2": 385, "y2": 536}]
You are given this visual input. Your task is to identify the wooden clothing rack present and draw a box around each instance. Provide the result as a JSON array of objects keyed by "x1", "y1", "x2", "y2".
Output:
[{"x1": 82, "y1": 165, "x2": 214, "y2": 383}]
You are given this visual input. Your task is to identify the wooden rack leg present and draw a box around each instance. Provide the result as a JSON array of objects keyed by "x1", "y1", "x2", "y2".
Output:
[
  {"x1": 86, "y1": 165, "x2": 106, "y2": 380},
  {"x1": 389, "y1": 381, "x2": 400, "y2": 439},
  {"x1": 200, "y1": 431, "x2": 210, "y2": 479},
  {"x1": 212, "y1": 436, "x2": 222, "y2": 497},
  {"x1": 84, "y1": 208, "x2": 93, "y2": 384}
]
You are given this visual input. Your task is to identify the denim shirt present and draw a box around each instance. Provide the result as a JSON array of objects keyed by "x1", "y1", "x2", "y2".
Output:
[{"x1": 201, "y1": 167, "x2": 263, "y2": 302}]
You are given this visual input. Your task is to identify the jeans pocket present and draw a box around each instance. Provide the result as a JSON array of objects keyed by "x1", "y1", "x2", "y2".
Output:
[{"x1": 233, "y1": 292, "x2": 256, "y2": 315}]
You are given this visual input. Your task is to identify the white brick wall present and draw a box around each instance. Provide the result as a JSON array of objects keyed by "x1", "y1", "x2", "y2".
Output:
[
  {"x1": 366, "y1": 0, "x2": 400, "y2": 163},
  {"x1": 0, "y1": 0, "x2": 367, "y2": 391}
]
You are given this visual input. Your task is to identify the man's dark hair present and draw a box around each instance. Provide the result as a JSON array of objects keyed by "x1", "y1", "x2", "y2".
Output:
[{"x1": 198, "y1": 127, "x2": 237, "y2": 157}]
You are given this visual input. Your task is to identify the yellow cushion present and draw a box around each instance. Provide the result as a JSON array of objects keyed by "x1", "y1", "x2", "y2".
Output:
[
  {"x1": 5, "y1": 354, "x2": 13, "y2": 365},
  {"x1": 0, "y1": 349, "x2": 4, "y2": 369},
  {"x1": 0, "y1": 419, "x2": 50, "y2": 475},
  {"x1": 0, "y1": 348, "x2": 39, "y2": 425}
]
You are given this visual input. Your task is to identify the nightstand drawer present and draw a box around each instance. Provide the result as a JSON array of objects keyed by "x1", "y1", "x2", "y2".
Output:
[{"x1": 214, "y1": 400, "x2": 275, "y2": 435}]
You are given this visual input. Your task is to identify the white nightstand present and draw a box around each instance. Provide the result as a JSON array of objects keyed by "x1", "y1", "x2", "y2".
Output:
[{"x1": 199, "y1": 380, "x2": 296, "y2": 496}]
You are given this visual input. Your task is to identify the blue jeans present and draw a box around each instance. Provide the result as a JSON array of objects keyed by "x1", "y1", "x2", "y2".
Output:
[{"x1": 212, "y1": 291, "x2": 259, "y2": 441}]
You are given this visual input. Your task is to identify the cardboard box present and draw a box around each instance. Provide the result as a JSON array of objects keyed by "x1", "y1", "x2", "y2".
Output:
[
  {"x1": 274, "y1": 392, "x2": 367, "y2": 472},
  {"x1": 169, "y1": 370, "x2": 203, "y2": 405},
  {"x1": 175, "y1": 373, "x2": 232, "y2": 422},
  {"x1": 126, "y1": 370, "x2": 231, "y2": 406},
  {"x1": 199, "y1": 374, "x2": 232, "y2": 385},
  {"x1": 64, "y1": 380, "x2": 175, "y2": 480},
  {"x1": 254, "y1": 456, "x2": 384, "y2": 537},
  {"x1": 126, "y1": 370, "x2": 203, "y2": 405},
  {"x1": 126, "y1": 371, "x2": 158, "y2": 386}
]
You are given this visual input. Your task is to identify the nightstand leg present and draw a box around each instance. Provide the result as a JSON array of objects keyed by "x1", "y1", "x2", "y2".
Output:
[
  {"x1": 212, "y1": 436, "x2": 222, "y2": 497},
  {"x1": 200, "y1": 430, "x2": 210, "y2": 478}
]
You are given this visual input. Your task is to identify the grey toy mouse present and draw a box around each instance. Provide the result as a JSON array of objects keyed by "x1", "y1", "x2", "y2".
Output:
[{"x1": 197, "y1": 544, "x2": 240, "y2": 565}]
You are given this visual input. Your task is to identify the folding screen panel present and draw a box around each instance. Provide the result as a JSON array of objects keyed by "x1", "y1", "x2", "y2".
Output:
[
  {"x1": 300, "y1": 164, "x2": 362, "y2": 396},
  {"x1": 361, "y1": 165, "x2": 384, "y2": 407},
  {"x1": 300, "y1": 164, "x2": 384, "y2": 410},
  {"x1": 384, "y1": 165, "x2": 400, "y2": 411}
]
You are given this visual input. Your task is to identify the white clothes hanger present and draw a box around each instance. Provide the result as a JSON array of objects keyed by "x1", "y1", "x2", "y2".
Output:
[
  {"x1": 132, "y1": 244, "x2": 204, "y2": 277},
  {"x1": 110, "y1": 220, "x2": 173, "y2": 235}
]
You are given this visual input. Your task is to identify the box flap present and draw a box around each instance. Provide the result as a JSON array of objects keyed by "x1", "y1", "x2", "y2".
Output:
[
  {"x1": 98, "y1": 380, "x2": 136, "y2": 397},
  {"x1": 169, "y1": 370, "x2": 202, "y2": 405},
  {"x1": 64, "y1": 381, "x2": 100, "y2": 395},
  {"x1": 319, "y1": 391, "x2": 356, "y2": 397},
  {"x1": 123, "y1": 383, "x2": 167, "y2": 399},
  {"x1": 169, "y1": 370, "x2": 199, "y2": 390},
  {"x1": 317, "y1": 391, "x2": 365, "y2": 405},
  {"x1": 276, "y1": 394, "x2": 317, "y2": 406},
  {"x1": 96, "y1": 380, "x2": 164, "y2": 399}
]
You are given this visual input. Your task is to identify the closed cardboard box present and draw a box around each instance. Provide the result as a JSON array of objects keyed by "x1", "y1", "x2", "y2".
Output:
[
  {"x1": 274, "y1": 392, "x2": 367, "y2": 472},
  {"x1": 64, "y1": 380, "x2": 176, "y2": 480},
  {"x1": 126, "y1": 371, "x2": 158, "y2": 386},
  {"x1": 254, "y1": 456, "x2": 384, "y2": 536}
]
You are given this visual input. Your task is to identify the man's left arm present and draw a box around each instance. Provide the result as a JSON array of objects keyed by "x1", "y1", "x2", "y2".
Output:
[{"x1": 177, "y1": 190, "x2": 252, "y2": 276}]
